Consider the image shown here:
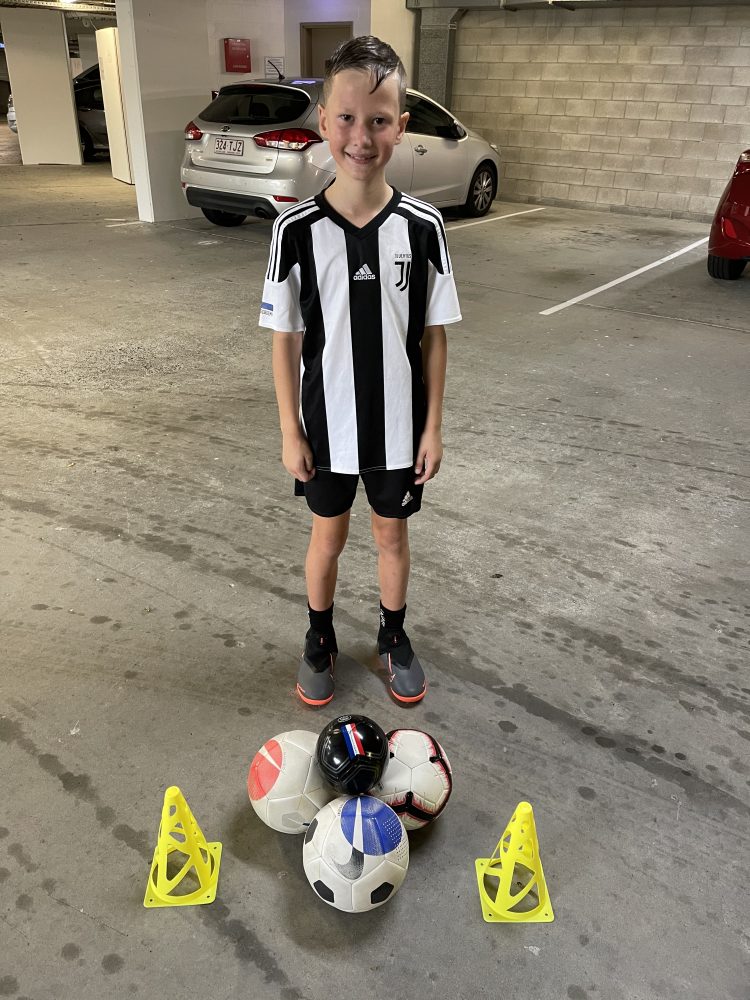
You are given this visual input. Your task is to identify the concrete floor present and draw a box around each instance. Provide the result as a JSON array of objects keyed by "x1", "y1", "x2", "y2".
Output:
[
  {"x1": 1, "y1": 120, "x2": 22, "y2": 165},
  {"x1": 1, "y1": 162, "x2": 748, "y2": 1000}
]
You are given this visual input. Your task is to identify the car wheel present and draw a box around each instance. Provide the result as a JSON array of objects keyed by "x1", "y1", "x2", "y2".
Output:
[
  {"x1": 80, "y1": 129, "x2": 95, "y2": 162},
  {"x1": 707, "y1": 254, "x2": 747, "y2": 280},
  {"x1": 463, "y1": 163, "x2": 497, "y2": 217},
  {"x1": 201, "y1": 208, "x2": 247, "y2": 227}
]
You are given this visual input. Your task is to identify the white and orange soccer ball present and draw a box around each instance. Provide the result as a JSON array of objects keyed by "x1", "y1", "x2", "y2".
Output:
[
  {"x1": 373, "y1": 728, "x2": 453, "y2": 831},
  {"x1": 247, "y1": 730, "x2": 335, "y2": 834}
]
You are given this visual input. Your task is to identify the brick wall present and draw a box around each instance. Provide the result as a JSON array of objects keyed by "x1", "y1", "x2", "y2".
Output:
[{"x1": 452, "y1": 5, "x2": 750, "y2": 220}]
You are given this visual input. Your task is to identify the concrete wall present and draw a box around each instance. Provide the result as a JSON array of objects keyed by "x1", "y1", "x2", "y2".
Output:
[
  {"x1": 1, "y1": 7, "x2": 81, "y2": 165},
  {"x1": 78, "y1": 32, "x2": 99, "y2": 72},
  {"x1": 205, "y1": 0, "x2": 284, "y2": 89},
  {"x1": 453, "y1": 4, "x2": 750, "y2": 221},
  {"x1": 283, "y1": 0, "x2": 370, "y2": 77},
  {"x1": 371, "y1": 0, "x2": 416, "y2": 86}
]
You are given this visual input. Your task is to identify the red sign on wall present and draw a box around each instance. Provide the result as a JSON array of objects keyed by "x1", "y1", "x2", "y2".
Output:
[{"x1": 224, "y1": 38, "x2": 251, "y2": 73}]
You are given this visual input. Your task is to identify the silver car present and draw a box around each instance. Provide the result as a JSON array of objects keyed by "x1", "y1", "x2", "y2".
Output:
[
  {"x1": 180, "y1": 78, "x2": 500, "y2": 226},
  {"x1": 7, "y1": 93, "x2": 17, "y2": 133}
]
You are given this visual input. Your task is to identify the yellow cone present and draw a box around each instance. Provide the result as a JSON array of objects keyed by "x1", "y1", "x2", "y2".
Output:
[
  {"x1": 474, "y1": 800, "x2": 554, "y2": 923},
  {"x1": 144, "y1": 786, "x2": 222, "y2": 908}
]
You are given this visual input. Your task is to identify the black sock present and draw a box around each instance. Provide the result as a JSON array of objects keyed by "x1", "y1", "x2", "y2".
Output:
[
  {"x1": 379, "y1": 602, "x2": 406, "y2": 633},
  {"x1": 308, "y1": 603, "x2": 334, "y2": 636}
]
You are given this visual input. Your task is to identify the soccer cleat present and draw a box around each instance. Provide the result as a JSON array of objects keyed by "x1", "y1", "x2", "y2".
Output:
[
  {"x1": 296, "y1": 628, "x2": 337, "y2": 706},
  {"x1": 378, "y1": 628, "x2": 426, "y2": 704}
]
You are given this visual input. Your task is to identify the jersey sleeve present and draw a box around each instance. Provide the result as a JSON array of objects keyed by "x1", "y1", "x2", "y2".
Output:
[
  {"x1": 425, "y1": 219, "x2": 462, "y2": 327},
  {"x1": 258, "y1": 213, "x2": 304, "y2": 332}
]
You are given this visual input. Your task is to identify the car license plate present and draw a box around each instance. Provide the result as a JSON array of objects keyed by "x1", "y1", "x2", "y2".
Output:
[{"x1": 214, "y1": 137, "x2": 244, "y2": 156}]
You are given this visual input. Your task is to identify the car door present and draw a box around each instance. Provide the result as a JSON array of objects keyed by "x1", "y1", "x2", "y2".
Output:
[
  {"x1": 385, "y1": 133, "x2": 413, "y2": 194},
  {"x1": 76, "y1": 83, "x2": 108, "y2": 146},
  {"x1": 404, "y1": 93, "x2": 468, "y2": 206}
]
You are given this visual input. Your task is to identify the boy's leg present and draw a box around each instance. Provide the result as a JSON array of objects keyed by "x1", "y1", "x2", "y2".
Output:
[
  {"x1": 371, "y1": 511, "x2": 426, "y2": 704},
  {"x1": 297, "y1": 511, "x2": 350, "y2": 706},
  {"x1": 306, "y1": 511, "x2": 350, "y2": 610},
  {"x1": 370, "y1": 511, "x2": 410, "y2": 611}
]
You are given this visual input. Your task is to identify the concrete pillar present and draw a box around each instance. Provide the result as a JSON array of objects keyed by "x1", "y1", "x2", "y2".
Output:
[
  {"x1": 116, "y1": 0, "x2": 212, "y2": 222},
  {"x1": 412, "y1": 6, "x2": 464, "y2": 107},
  {"x1": 0, "y1": 8, "x2": 82, "y2": 166}
]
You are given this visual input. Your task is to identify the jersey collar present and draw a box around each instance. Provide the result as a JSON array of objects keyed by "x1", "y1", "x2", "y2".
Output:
[{"x1": 314, "y1": 185, "x2": 402, "y2": 239}]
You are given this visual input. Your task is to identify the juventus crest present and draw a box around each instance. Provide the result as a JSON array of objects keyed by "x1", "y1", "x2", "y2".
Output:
[{"x1": 395, "y1": 258, "x2": 412, "y2": 291}]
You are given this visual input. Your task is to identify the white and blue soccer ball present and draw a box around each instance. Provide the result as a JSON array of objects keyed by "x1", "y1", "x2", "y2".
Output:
[
  {"x1": 373, "y1": 729, "x2": 453, "y2": 831},
  {"x1": 302, "y1": 795, "x2": 409, "y2": 912}
]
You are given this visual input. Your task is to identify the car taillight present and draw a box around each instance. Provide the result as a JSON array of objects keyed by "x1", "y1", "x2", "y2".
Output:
[
  {"x1": 736, "y1": 151, "x2": 750, "y2": 175},
  {"x1": 184, "y1": 120, "x2": 203, "y2": 141},
  {"x1": 253, "y1": 129, "x2": 322, "y2": 151}
]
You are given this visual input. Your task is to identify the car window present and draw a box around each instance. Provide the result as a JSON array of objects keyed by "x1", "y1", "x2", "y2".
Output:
[
  {"x1": 199, "y1": 86, "x2": 311, "y2": 126},
  {"x1": 405, "y1": 95, "x2": 454, "y2": 137},
  {"x1": 76, "y1": 85, "x2": 104, "y2": 111}
]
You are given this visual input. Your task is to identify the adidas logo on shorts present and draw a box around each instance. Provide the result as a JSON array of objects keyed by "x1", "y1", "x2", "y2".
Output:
[{"x1": 353, "y1": 263, "x2": 376, "y2": 281}]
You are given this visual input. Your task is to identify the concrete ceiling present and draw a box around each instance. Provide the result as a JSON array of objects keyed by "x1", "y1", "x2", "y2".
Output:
[
  {"x1": 0, "y1": 0, "x2": 115, "y2": 13},
  {"x1": 407, "y1": 0, "x2": 749, "y2": 9}
]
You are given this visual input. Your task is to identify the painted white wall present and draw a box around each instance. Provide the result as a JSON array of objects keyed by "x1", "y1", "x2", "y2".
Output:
[
  {"x1": 78, "y1": 33, "x2": 99, "y2": 72},
  {"x1": 370, "y1": 0, "x2": 415, "y2": 85},
  {"x1": 117, "y1": 0, "x2": 212, "y2": 221},
  {"x1": 1, "y1": 8, "x2": 81, "y2": 165},
  {"x1": 284, "y1": 0, "x2": 370, "y2": 77},
  {"x1": 205, "y1": 0, "x2": 285, "y2": 90}
]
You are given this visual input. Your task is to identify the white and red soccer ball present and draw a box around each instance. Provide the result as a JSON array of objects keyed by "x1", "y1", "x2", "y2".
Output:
[
  {"x1": 247, "y1": 730, "x2": 335, "y2": 833},
  {"x1": 373, "y1": 728, "x2": 453, "y2": 831}
]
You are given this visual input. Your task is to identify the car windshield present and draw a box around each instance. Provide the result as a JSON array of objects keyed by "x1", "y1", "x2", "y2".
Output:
[{"x1": 199, "y1": 86, "x2": 311, "y2": 126}]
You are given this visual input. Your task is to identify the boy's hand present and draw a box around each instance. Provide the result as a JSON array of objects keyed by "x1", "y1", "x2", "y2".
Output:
[
  {"x1": 414, "y1": 428, "x2": 443, "y2": 485},
  {"x1": 282, "y1": 430, "x2": 315, "y2": 482}
]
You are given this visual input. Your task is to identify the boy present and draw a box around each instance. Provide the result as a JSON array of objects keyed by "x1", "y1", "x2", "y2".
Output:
[{"x1": 259, "y1": 36, "x2": 461, "y2": 706}]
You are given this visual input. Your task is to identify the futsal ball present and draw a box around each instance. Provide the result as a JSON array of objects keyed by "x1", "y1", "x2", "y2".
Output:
[
  {"x1": 316, "y1": 714, "x2": 389, "y2": 796},
  {"x1": 247, "y1": 730, "x2": 335, "y2": 834},
  {"x1": 303, "y1": 795, "x2": 409, "y2": 912},
  {"x1": 373, "y1": 729, "x2": 453, "y2": 831}
]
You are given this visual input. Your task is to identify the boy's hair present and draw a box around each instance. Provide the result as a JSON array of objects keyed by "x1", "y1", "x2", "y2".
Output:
[{"x1": 322, "y1": 36, "x2": 407, "y2": 113}]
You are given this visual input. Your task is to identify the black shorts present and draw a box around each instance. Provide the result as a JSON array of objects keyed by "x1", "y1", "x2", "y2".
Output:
[{"x1": 294, "y1": 467, "x2": 424, "y2": 519}]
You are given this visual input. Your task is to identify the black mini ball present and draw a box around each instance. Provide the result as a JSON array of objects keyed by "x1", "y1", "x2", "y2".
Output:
[{"x1": 316, "y1": 715, "x2": 389, "y2": 795}]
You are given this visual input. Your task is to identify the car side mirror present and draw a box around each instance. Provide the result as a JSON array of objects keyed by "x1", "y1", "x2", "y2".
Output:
[{"x1": 435, "y1": 122, "x2": 464, "y2": 141}]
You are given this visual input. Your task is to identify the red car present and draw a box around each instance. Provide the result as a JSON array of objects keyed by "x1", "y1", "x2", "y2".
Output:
[{"x1": 708, "y1": 149, "x2": 750, "y2": 280}]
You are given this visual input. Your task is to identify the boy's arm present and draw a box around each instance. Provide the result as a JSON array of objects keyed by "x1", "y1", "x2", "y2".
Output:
[
  {"x1": 415, "y1": 324, "x2": 447, "y2": 485},
  {"x1": 272, "y1": 331, "x2": 315, "y2": 482}
]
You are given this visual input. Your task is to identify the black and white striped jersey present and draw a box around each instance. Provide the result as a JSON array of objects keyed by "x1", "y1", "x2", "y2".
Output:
[{"x1": 259, "y1": 188, "x2": 461, "y2": 475}]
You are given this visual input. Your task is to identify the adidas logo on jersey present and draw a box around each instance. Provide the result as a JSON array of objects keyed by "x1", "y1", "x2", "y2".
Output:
[{"x1": 353, "y1": 263, "x2": 376, "y2": 281}]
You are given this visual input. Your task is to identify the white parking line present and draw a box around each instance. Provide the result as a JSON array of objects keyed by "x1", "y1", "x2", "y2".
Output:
[
  {"x1": 105, "y1": 221, "x2": 144, "y2": 228},
  {"x1": 447, "y1": 206, "x2": 546, "y2": 231},
  {"x1": 539, "y1": 236, "x2": 709, "y2": 316}
]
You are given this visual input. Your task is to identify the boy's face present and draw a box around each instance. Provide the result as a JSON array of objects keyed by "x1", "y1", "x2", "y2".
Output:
[{"x1": 318, "y1": 69, "x2": 408, "y2": 184}]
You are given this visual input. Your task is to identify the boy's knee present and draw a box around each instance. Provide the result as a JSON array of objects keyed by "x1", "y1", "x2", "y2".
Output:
[
  {"x1": 310, "y1": 524, "x2": 348, "y2": 560},
  {"x1": 372, "y1": 519, "x2": 408, "y2": 556}
]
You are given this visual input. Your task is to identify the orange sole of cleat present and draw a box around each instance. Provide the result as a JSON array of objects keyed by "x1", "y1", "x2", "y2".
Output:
[
  {"x1": 390, "y1": 684, "x2": 427, "y2": 704},
  {"x1": 296, "y1": 683, "x2": 334, "y2": 707}
]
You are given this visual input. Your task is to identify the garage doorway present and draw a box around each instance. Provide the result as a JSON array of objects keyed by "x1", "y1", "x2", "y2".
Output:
[{"x1": 300, "y1": 23, "x2": 353, "y2": 77}]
